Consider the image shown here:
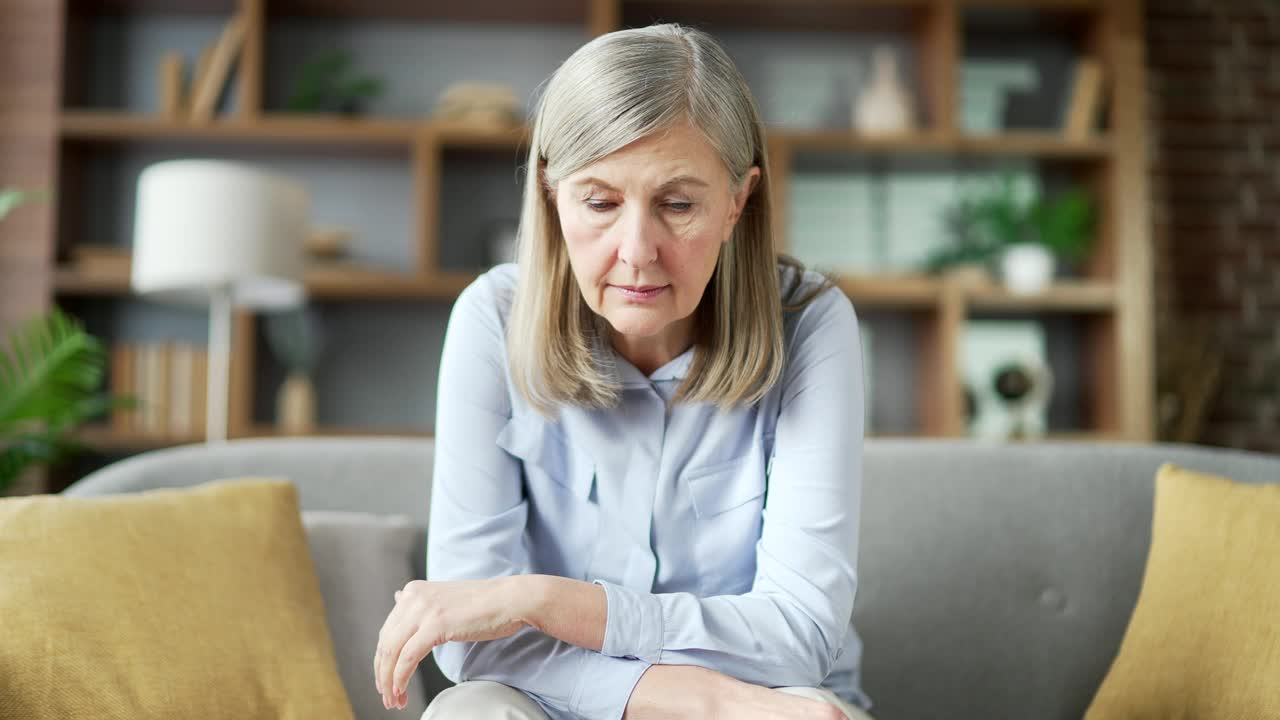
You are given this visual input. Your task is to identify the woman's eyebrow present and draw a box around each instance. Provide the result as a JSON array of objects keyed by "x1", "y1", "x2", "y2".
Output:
[{"x1": 572, "y1": 175, "x2": 710, "y2": 192}]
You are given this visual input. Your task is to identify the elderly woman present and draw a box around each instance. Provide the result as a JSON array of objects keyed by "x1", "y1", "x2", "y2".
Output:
[{"x1": 374, "y1": 23, "x2": 873, "y2": 720}]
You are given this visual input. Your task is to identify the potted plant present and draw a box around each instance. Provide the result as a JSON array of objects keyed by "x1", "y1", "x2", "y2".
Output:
[
  {"x1": 925, "y1": 174, "x2": 1095, "y2": 294},
  {"x1": 0, "y1": 307, "x2": 133, "y2": 496},
  {"x1": 286, "y1": 49, "x2": 384, "y2": 116},
  {"x1": 0, "y1": 187, "x2": 132, "y2": 496}
]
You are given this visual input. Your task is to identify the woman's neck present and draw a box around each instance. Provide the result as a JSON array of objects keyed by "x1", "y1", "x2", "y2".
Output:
[{"x1": 609, "y1": 314, "x2": 695, "y2": 376}]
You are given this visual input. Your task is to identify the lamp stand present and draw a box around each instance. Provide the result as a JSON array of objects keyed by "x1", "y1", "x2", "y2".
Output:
[{"x1": 206, "y1": 285, "x2": 233, "y2": 443}]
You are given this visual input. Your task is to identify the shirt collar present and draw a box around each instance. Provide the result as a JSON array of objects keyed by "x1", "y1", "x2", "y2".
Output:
[{"x1": 593, "y1": 322, "x2": 695, "y2": 388}]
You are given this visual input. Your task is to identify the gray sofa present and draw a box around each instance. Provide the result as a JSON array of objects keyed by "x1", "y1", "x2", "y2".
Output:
[{"x1": 64, "y1": 436, "x2": 1280, "y2": 720}]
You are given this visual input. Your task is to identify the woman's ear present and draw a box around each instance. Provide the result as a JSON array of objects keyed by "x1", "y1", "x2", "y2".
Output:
[
  {"x1": 726, "y1": 165, "x2": 761, "y2": 229},
  {"x1": 539, "y1": 162, "x2": 558, "y2": 203}
]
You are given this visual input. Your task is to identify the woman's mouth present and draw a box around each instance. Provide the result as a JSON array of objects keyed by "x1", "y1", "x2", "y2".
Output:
[{"x1": 611, "y1": 284, "x2": 668, "y2": 301}]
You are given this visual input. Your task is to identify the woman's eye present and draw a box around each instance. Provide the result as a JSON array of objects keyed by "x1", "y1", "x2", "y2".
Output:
[
  {"x1": 585, "y1": 200, "x2": 616, "y2": 212},
  {"x1": 664, "y1": 202, "x2": 693, "y2": 213}
]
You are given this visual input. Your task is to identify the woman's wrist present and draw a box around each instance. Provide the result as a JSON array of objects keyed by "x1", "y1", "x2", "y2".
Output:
[{"x1": 503, "y1": 574, "x2": 546, "y2": 630}]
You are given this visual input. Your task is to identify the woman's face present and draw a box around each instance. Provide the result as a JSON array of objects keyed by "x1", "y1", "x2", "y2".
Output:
[{"x1": 554, "y1": 123, "x2": 759, "y2": 358}]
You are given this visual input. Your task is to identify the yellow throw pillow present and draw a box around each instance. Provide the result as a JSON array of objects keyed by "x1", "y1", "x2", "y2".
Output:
[
  {"x1": 0, "y1": 478, "x2": 355, "y2": 720},
  {"x1": 1086, "y1": 462, "x2": 1280, "y2": 719}
]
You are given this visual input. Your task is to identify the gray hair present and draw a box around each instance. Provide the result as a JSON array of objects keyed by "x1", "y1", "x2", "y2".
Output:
[{"x1": 509, "y1": 24, "x2": 824, "y2": 414}]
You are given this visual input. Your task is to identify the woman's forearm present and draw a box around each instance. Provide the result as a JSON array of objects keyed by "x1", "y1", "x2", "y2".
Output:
[
  {"x1": 624, "y1": 664, "x2": 844, "y2": 720},
  {"x1": 514, "y1": 574, "x2": 607, "y2": 652}
]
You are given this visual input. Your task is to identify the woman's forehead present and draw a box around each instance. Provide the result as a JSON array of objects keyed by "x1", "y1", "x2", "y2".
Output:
[{"x1": 565, "y1": 126, "x2": 727, "y2": 190}]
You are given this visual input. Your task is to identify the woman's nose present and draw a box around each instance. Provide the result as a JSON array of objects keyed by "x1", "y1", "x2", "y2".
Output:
[{"x1": 616, "y1": 207, "x2": 659, "y2": 268}]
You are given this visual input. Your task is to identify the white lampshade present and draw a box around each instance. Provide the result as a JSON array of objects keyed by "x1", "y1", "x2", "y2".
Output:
[{"x1": 132, "y1": 159, "x2": 308, "y2": 308}]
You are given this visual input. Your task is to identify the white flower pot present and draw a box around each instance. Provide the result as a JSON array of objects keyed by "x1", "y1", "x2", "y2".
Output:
[{"x1": 1000, "y1": 243, "x2": 1055, "y2": 295}]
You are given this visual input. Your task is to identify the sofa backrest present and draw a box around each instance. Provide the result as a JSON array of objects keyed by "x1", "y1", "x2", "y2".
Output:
[{"x1": 66, "y1": 437, "x2": 1280, "y2": 720}]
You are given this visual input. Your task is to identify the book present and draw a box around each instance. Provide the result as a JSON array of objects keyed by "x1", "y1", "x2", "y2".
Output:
[
  {"x1": 189, "y1": 12, "x2": 247, "y2": 121},
  {"x1": 160, "y1": 51, "x2": 185, "y2": 118},
  {"x1": 192, "y1": 348, "x2": 209, "y2": 438},
  {"x1": 110, "y1": 343, "x2": 133, "y2": 432},
  {"x1": 169, "y1": 343, "x2": 193, "y2": 437},
  {"x1": 132, "y1": 341, "x2": 148, "y2": 433},
  {"x1": 1064, "y1": 59, "x2": 1104, "y2": 140}
]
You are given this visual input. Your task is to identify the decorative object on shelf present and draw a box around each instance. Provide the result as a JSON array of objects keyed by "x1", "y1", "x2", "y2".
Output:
[
  {"x1": 286, "y1": 49, "x2": 385, "y2": 115},
  {"x1": 853, "y1": 46, "x2": 915, "y2": 135},
  {"x1": 132, "y1": 159, "x2": 309, "y2": 443},
  {"x1": 1063, "y1": 58, "x2": 1105, "y2": 140},
  {"x1": 434, "y1": 82, "x2": 521, "y2": 127},
  {"x1": 0, "y1": 308, "x2": 129, "y2": 497},
  {"x1": 264, "y1": 306, "x2": 324, "y2": 436},
  {"x1": 959, "y1": 59, "x2": 1038, "y2": 134},
  {"x1": 485, "y1": 219, "x2": 519, "y2": 266},
  {"x1": 189, "y1": 11, "x2": 247, "y2": 122},
  {"x1": 306, "y1": 225, "x2": 354, "y2": 262},
  {"x1": 1000, "y1": 242, "x2": 1055, "y2": 295},
  {"x1": 961, "y1": 320, "x2": 1053, "y2": 441},
  {"x1": 924, "y1": 173, "x2": 1093, "y2": 292},
  {"x1": 159, "y1": 51, "x2": 186, "y2": 119}
]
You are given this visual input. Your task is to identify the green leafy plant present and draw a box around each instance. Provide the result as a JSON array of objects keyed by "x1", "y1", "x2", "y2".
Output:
[
  {"x1": 0, "y1": 308, "x2": 132, "y2": 494},
  {"x1": 285, "y1": 49, "x2": 384, "y2": 114},
  {"x1": 0, "y1": 187, "x2": 128, "y2": 494},
  {"x1": 924, "y1": 174, "x2": 1095, "y2": 274}
]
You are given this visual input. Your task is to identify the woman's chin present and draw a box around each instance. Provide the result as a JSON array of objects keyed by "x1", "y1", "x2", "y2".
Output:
[{"x1": 602, "y1": 309, "x2": 672, "y2": 339}]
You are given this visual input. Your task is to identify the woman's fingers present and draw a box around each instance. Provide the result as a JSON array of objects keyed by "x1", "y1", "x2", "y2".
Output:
[
  {"x1": 375, "y1": 589, "x2": 410, "y2": 703},
  {"x1": 379, "y1": 589, "x2": 426, "y2": 706},
  {"x1": 392, "y1": 629, "x2": 437, "y2": 697}
]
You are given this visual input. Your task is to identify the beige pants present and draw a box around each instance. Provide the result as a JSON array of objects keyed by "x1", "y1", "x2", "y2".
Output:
[{"x1": 422, "y1": 679, "x2": 875, "y2": 719}]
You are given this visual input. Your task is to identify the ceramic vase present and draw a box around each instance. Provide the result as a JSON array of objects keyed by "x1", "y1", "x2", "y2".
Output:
[
  {"x1": 854, "y1": 46, "x2": 915, "y2": 134},
  {"x1": 276, "y1": 371, "x2": 317, "y2": 435}
]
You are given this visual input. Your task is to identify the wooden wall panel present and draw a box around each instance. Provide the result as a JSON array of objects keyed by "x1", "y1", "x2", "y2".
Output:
[{"x1": 0, "y1": 0, "x2": 63, "y2": 334}]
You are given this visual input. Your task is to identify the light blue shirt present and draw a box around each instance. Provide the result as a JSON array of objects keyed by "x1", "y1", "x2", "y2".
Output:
[{"x1": 428, "y1": 263, "x2": 871, "y2": 719}]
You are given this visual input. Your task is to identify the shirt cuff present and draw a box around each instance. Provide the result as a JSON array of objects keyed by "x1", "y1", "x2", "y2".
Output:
[
  {"x1": 592, "y1": 578, "x2": 665, "y2": 664},
  {"x1": 568, "y1": 650, "x2": 652, "y2": 720}
]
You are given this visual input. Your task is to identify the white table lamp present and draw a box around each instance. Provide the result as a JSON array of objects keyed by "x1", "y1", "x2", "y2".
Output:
[{"x1": 132, "y1": 159, "x2": 309, "y2": 443}]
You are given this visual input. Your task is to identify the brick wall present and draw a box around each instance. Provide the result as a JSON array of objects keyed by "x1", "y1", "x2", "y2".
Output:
[{"x1": 1147, "y1": 0, "x2": 1280, "y2": 452}]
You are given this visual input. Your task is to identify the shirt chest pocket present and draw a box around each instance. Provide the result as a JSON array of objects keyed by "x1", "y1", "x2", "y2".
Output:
[
  {"x1": 683, "y1": 451, "x2": 769, "y2": 594},
  {"x1": 496, "y1": 415, "x2": 597, "y2": 503},
  {"x1": 495, "y1": 415, "x2": 600, "y2": 578}
]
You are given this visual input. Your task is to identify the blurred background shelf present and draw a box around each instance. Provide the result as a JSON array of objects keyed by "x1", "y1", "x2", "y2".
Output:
[
  {"x1": 2, "y1": 0, "x2": 1154, "y2": 495},
  {"x1": 62, "y1": 111, "x2": 1112, "y2": 160},
  {"x1": 54, "y1": 261, "x2": 476, "y2": 300}
]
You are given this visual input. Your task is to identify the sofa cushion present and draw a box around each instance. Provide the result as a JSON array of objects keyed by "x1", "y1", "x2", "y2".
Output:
[
  {"x1": 301, "y1": 510, "x2": 429, "y2": 719},
  {"x1": 0, "y1": 477, "x2": 354, "y2": 719},
  {"x1": 1086, "y1": 462, "x2": 1280, "y2": 719}
]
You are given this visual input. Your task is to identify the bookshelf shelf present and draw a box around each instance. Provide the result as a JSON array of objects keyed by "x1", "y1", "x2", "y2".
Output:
[
  {"x1": 53, "y1": 262, "x2": 476, "y2": 300},
  {"x1": 60, "y1": 111, "x2": 1111, "y2": 160},
  {"x1": 964, "y1": 278, "x2": 1116, "y2": 312}
]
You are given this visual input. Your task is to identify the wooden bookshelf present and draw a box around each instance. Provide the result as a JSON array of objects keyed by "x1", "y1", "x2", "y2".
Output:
[{"x1": 6, "y1": 0, "x2": 1154, "y2": 453}]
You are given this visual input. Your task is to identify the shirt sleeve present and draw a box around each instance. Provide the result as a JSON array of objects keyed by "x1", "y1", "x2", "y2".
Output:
[
  {"x1": 428, "y1": 271, "x2": 651, "y2": 720},
  {"x1": 591, "y1": 286, "x2": 864, "y2": 689}
]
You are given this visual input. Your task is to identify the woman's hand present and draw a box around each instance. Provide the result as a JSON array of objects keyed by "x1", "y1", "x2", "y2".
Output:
[{"x1": 373, "y1": 577, "x2": 527, "y2": 710}]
